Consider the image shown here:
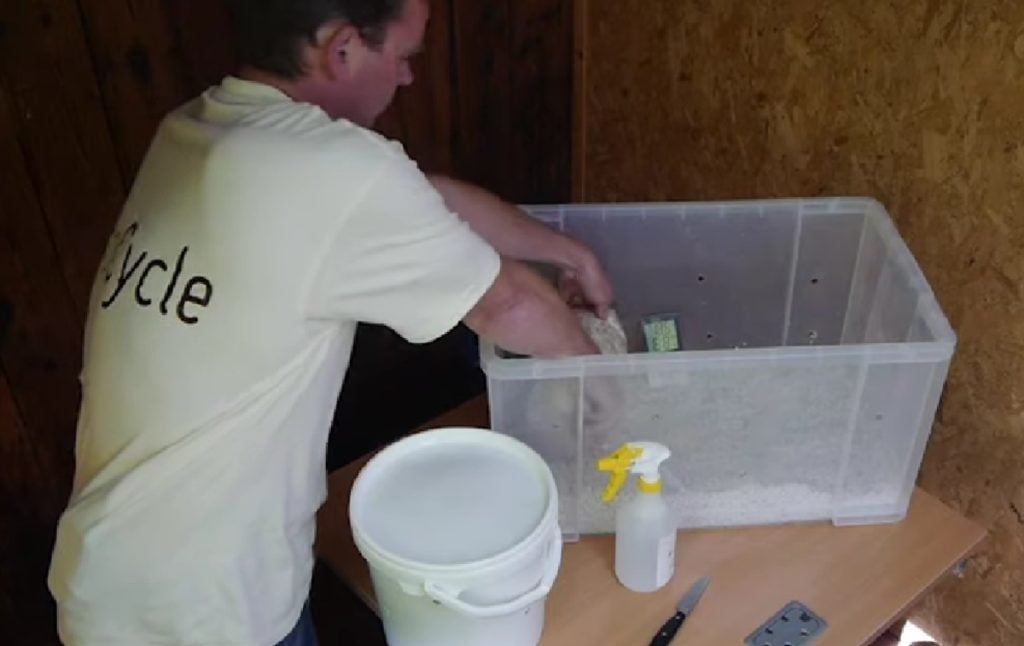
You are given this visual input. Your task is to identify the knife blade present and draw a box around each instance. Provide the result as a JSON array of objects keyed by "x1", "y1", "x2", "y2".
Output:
[{"x1": 648, "y1": 576, "x2": 710, "y2": 646}]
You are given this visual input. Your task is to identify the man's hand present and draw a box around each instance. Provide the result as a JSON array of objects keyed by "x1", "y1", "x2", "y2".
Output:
[
  {"x1": 464, "y1": 259, "x2": 599, "y2": 358},
  {"x1": 558, "y1": 248, "x2": 614, "y2": 319}
]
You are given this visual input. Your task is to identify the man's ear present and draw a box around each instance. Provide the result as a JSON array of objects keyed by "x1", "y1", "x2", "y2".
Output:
[{"x1": 321, "y1": 23, "x2": 362, "y2": 80}]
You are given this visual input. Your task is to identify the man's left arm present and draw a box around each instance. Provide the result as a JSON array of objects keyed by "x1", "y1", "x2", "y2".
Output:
[{"x1": 428, "y1": 174, "x2": 614, "y2": 317}]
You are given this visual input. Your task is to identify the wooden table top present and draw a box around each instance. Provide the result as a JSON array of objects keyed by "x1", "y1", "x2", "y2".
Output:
[{"x1": 315, "y1": 396, "x2": 985, "y2": 646}]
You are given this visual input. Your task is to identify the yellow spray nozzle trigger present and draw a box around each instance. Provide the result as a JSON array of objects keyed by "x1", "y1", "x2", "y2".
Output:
[
  {"x1": 596, "y1": 442, "x2": 672, "y2": 503},
  {"x1": 596, "y1": 445, "x2": 643, "y2": 503}
]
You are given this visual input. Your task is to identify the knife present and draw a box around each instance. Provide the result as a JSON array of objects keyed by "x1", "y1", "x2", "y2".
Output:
[{"x1": 648, "y1": 576, "x2": 711, "y2": 646}]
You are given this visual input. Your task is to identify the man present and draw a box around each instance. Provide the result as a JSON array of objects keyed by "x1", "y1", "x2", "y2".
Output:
[{"x1": 48, "y1": 0, "x2": 614, "y2": 644}]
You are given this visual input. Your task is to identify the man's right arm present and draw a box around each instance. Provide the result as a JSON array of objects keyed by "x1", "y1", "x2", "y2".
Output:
[{"x1": 464, "y1": 259, "x2": 599, "y2": 359}]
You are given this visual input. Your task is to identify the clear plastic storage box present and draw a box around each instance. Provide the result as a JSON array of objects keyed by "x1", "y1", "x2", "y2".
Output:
[{"x1": 481, "y1": 198, "x2": 956, "y2": 541}]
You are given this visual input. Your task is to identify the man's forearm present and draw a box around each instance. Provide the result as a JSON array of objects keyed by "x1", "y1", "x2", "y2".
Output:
[
  {"x1": 429, "y1": 174, "x2": 588, "y2": 272},
  {"x1": 464, "y1": 260, "x2": 598, "y2": 358}
]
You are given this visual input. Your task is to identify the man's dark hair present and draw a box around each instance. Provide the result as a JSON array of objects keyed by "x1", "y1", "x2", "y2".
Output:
[{"x1": 229, "y1": 0, "x2": 407, "y2": 79}]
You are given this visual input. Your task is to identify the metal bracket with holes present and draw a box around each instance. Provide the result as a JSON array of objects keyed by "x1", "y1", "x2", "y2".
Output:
[{"x1": 745, "y1": 601, "x2": 828, "y2": 646}]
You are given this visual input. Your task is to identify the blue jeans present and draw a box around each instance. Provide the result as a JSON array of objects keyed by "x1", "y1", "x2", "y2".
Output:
[{"x1": 276, "y1": 602, "x2": 317, "y2": 646}]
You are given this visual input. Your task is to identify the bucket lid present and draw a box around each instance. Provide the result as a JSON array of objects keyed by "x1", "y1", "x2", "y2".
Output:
[{"x1": 351, "y1": 428, "x2": 555, "y2": 567}]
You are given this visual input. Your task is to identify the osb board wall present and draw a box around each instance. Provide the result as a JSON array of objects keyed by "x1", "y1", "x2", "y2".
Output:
[{"x1": 580, "y1": 1, "x2": 1024, "y2": 644}]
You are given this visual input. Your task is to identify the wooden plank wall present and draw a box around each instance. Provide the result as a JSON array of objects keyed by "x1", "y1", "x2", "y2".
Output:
[
  {"x1": 0, "y1": 1, "x2": 573, "y2": 642},
  {"x1": 578, "y1": 1, "x2": 1024, "y2": 644}
]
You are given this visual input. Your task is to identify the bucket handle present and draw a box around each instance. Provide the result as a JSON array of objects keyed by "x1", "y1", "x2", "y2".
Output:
[{"x1": 423, "y1": 531, "x2": 563, "y2": 619}]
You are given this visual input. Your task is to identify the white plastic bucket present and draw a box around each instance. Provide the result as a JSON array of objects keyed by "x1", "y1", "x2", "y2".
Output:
[{"x1": 350, "y1": 427, "x2": 561, "y2": 646}]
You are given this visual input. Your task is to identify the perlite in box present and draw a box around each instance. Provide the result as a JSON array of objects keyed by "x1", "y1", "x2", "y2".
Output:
[{"x1": 482, "y1": 198, "x2": 955, "y2": 540}]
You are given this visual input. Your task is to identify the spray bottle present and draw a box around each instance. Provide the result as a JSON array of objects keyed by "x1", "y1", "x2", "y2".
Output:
[{"x1": 597, "y1": 442, "x2": 675, "y2": 592}]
